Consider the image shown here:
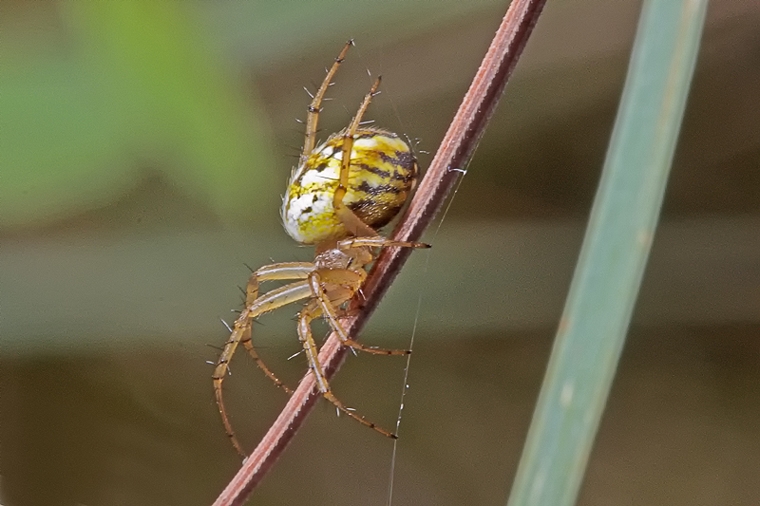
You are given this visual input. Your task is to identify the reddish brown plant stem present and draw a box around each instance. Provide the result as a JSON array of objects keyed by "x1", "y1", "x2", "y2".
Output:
[{"x1": 212, "y1": 1, "x2": 546, "y2": 504}]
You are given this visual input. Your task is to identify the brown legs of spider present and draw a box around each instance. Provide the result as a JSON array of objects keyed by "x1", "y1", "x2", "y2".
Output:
[
  {"x1": 301, "y1": 40, "x2": 354, "y2": 163},
  {"x1": 212, "y1": 259, "x2": 413, "y2": 456},
  {"x1": 212, "y1": 264, "x2": 313, "y2": 456},
  {"x1": 299, "y1": 298, "x2": 399, "y2": 440}
]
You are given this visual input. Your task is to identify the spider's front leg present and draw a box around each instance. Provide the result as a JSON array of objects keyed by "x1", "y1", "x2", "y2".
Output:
[
  {"x1": 301, "y1": 40, "x2": 353, "y2": 164},
  {"x1": 337, "y1": 236, "x2": 431, "y2": 251},
  {"x1": 331, "y1": 77, "x2": 384, "y2": 239}
]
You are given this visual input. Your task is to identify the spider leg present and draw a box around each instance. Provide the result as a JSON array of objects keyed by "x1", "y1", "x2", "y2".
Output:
[
  {"x1": 337, "y1": 236, "x2": 431, "y2": 251},
  {"x1": 302, "y1": 40, "x2": 353, "y2": 163},
  {"x1": 298, "y1": 297, "x2": 397, "y2": 439},
  {"x1": 332, "y1": 77, "x2": 383, "y2": 238},
  {"x1": 310, "y1": 272, "x2": 410, "y2": 356},
  {"x1": 213, "y1": 268, "x2": 312, "y2": 456},
  {"x1": 239, "y1": 262, "x2": 315, "y2": 394},
  {"x1": 239, "y1": 325, "x2": 292, "y2": 394}
]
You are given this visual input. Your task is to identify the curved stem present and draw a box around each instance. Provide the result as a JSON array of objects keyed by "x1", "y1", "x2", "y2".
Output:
[{"x1": 212, "y1": 1, "x2": 547, "y2": 504}]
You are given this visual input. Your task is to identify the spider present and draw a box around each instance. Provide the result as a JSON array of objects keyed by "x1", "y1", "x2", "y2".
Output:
[{"x1": 212, "y1": 40, "x2": 429, "y2": 456}]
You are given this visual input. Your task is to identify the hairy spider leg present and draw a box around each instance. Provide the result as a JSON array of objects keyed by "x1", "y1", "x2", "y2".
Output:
[
  {"x1": 310, "y1": 275, "x2": 408, "y2": 356},
  {"x1": 295, "y1": 237, "x2": 430, "y2": 439},
  {"x1": 235, "y1": 262, "x2": 319, "y2": 394},
  {"x1": 331, "y1": 76, "x2": 384, "y2": 240},
  {"x1": 213, "y1": 264, "x2": 314, "y2": 456},
  {"x1": 301, "y1": 40, "x2": 354, "y2": 164},
  {"x1": 213, "y1": 239, "x2": 428, "y2": 454},
  {"x1": 337, "y1": 236, "x2": 431, "y2": 250},
  {"x1": 298, "y1": 287, "x2": 397, "y2": 439}
]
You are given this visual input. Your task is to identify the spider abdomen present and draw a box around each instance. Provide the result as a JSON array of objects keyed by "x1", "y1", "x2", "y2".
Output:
[{"x1": 281, "y1": 127, "x2": 417, "y2": 244}]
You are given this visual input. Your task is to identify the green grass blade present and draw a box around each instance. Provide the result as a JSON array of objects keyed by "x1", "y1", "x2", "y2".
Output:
[{"x1": 506, "y1": 1, "x2": 709, "y2": 505}]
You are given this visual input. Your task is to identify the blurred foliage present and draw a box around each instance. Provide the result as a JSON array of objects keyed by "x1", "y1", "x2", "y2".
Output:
[
  {"x1": 0, "y1": 1, "x2": 273, "y2": 228},
  {"x1": 509, "y1": 1, "x2": 708, "y2": 504}
]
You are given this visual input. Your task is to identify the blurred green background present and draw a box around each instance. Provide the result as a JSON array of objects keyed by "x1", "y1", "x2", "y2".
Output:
[{"x1": 1, "y1": 1, "x2": 759, "y2": 505}]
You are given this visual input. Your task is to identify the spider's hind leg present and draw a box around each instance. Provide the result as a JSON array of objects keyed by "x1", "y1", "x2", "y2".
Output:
[
  {"x1": 239, "y1": 325, "x2": 293, "y2": 395},
  {"x1": 234, "y1": 262, "x2": 315, "y2": 394},
  {"x1": 212, "y1": 263, "x2": 313, "y2": 456}
]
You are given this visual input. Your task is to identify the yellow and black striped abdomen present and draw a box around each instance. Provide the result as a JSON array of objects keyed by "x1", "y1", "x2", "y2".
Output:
[{"x1": 281, "y1": 127, "x2": 417, "y2": 245}]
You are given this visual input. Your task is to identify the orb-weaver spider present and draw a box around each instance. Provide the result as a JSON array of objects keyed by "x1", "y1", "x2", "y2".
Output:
[{"x1": 212, "y1": 40, "x2": 428, "y2": 456}]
